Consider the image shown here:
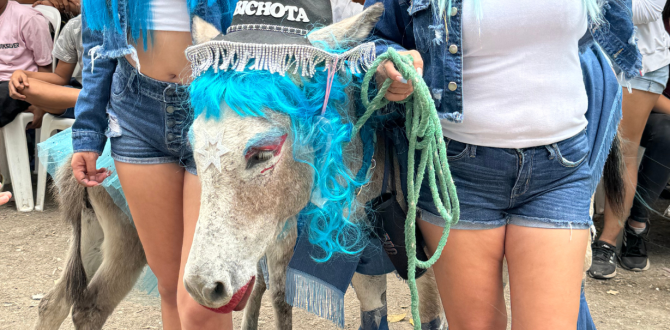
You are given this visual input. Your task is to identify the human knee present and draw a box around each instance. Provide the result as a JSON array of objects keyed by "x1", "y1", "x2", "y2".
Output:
[
  {"x1": 177, "y1": 295, "x2": 219, "y2": 329},
  {"x1": 156, "y1": 280, "x2": 178, "y2": 304}
]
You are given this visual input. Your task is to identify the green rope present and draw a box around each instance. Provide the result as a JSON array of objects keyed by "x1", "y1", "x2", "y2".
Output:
[{"x1": 353, "y1": 48, "x2": 460, "y2": 329}]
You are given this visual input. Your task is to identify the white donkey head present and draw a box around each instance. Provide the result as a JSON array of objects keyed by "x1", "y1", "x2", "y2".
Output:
[{"x1": 183, "y1": 3, "x2": 384, "y2": 312}]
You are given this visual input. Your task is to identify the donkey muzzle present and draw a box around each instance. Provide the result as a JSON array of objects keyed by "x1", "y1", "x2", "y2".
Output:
[{"x1": 184, "y1": 274, "x2": 255, "y2": 313}]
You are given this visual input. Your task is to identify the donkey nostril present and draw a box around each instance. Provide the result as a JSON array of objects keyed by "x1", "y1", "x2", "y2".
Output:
[
  {"x1": 204, "y1": 281, "x2": 227, "y2": 303},
  {"x1": 214, "y1": 282, "x2": 224, "y2": 296}
]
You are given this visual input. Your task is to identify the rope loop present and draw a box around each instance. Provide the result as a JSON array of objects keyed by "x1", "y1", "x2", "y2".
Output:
[{"x1": 353, "y1": 48, "x2": 460, "y2": 329}]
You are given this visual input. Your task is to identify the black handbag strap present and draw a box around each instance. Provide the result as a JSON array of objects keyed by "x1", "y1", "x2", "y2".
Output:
[{"x1": 380, "y1": 136, "x2": 396, "y2": 196}]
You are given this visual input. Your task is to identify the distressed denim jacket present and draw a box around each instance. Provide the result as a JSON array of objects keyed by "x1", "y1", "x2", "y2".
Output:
[
  {"x1": 363, "y1": 0, "x2": 642, "y2": 123},
  {"x1": 73, "y1": 0, "x2": 234, "y2": 154}
]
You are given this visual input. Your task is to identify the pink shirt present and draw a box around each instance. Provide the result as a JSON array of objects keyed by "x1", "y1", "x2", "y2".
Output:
[{"x1": 0, "y1": 1, "x2": 53, "y2": 81}]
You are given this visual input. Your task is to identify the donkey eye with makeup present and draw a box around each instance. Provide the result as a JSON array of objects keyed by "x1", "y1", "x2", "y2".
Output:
[{"x1": 246, "y1": 150, "x2": 274, "y2": 169}]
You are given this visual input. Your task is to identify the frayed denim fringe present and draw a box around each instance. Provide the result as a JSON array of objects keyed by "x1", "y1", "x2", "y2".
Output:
[{"x1": 285, "y1": 268, "x2": 346, "y2": 328}]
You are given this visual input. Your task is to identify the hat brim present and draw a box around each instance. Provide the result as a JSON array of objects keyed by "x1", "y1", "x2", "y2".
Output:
[
  {"x1": 214, "y1": 30, "x2": 312, "y2": 46},
  {"x1": 186, "y1": 37, "x2": 376, "y2": 78}
]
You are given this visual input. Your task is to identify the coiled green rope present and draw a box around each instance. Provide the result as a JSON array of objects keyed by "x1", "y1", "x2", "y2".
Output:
[{"x1": 353, "y1": 48, "x2": 460, "y2": 329}]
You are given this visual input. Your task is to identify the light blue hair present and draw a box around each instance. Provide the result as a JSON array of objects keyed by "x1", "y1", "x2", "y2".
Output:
[
  {"x1": 81, "y1": 0, "x2": 236, "y2": 49},
  {"x1": 189, "y1": 68, "x2": 367, "y2": 262},
  {"x1": 432, "y1": 0, "x2": 602, "y2": 23}
]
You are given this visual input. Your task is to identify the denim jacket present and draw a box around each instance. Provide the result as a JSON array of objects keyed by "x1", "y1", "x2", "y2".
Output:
[
  {"x1": 73, "y1": 0, "x2": 235, "y2": 154},
  {"x1": 363, "y1": 0, "x2": 642, "y2": 123}
]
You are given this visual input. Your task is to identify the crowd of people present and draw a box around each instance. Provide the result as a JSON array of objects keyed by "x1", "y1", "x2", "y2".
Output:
[
  {"x1": 0, "y1": 0, "x2": 669, "y2": 329},
  {"x1": 0, "y1": 0, "x2": 82, "y2": 203}
]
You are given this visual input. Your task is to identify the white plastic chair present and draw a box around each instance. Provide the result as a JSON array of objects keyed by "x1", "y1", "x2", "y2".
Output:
[
  {"x1": 24, "y1": 5, "x2": 60, "y2": 169},
  {"x1": 26, "y1": 5, "x2": 61, "y2": 72},
  {"x1": 0, "y1": 113, "x2": 35, "y2": 212},
  {"x1": 35, "y1": 114, "x2": 74, "y2": 211}
]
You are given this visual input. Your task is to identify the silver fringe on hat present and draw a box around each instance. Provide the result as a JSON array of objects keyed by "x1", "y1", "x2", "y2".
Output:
[{"x1": 186, "y1": 40, "x2": 376, "y2": 78}]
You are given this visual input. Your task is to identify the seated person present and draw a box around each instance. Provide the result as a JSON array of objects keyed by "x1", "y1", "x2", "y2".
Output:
[
  {"x1": 16, "y1": 0, "x2": 80, "y2": 19},
  {"x1": 0, "y1": 190, "x2": 10, "y2": 205},
  {"x1": 0, "y1": 0, "x2": 53, "y2": 128},
  {"x1": 0, "y1": 175, "x2": 11, "y2": 205},
  {"x1": 8, "y1": 14, "x2": 82, "y2": 128}
]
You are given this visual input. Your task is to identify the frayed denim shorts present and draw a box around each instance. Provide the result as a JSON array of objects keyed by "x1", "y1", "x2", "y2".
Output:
[
  {"x1": 618, "y1": 65, "x2": 669, "y2": 94},
  {"x1": 107, "y1": 58, "x2": 196, "y2": 175},
  {"x1": 391, "y1": 128, "x2": 592, "y2": 230}
]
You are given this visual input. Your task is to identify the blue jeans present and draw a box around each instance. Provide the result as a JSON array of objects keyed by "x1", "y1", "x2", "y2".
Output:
[
  {"x1": 391, "y1": 129, "x2": 593, "y2": 230},
  {"x1": 619, "y1": 65, "x2": 669, "y2": 94},
  {"x1": 107, "y1": 58, "x2": 196, "y2": 174}
]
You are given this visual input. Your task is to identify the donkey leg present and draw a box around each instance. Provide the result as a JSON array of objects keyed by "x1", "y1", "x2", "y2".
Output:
[
  {"x1": 241, "y1": 262, "x2": 268, "y2": 330},
  {"x1": 351, "y1": 273, "x2": 388, "y2": 330},
  {"x1": 34, "y1": 207, "x2": 104, "y2": 330},
  {"x1": 266, "y1": 217, "x2": 297, "y2": 330},
  {"x1": 71, "y1": 188, "x2": 147, "y2": 330},
  {"x1": 417, "y1": 268, "x2": 445, "y2": 330}
]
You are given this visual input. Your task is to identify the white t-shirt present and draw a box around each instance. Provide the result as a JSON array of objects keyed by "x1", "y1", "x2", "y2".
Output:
[
  {"x1": 52, "y1": 15, "x2": 83, "y2": 84},
  {"x1": 632, "y1": 0, "x2": 670, "y2": 74},
  {"x1": 441, "y1": 0, "x2": 589, "y2": 148},
  {"x1": 331, "y1": 0, "x2": 363, "y2": 23}
]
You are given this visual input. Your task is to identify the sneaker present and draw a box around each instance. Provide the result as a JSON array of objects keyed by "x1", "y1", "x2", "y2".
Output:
[
  {"x1": 619, "y1": 221, "x2": 650, "y2": 271},
  {"x1": 588, "y1": 240, "x2": 617, "y2": 279}
]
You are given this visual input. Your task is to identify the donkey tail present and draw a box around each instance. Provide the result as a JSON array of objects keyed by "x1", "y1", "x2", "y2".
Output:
[
  {"x1": 603, "y1": 133, "x2": 626, "y2": 217},
  {"x1": 54, "y1": 159, "x2": 89, "y2": 305}
]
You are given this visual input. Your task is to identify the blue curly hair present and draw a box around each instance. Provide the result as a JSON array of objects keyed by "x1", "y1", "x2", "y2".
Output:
[{"x1": 189, "y1": 67, "x2": 368, "y2": 261}]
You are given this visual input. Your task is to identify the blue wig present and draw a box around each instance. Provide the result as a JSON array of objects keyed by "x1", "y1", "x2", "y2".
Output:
[
  {"x1": 81, "y1": 0, "x2": 236, "y2": 49},
  {"x1": 189, "y1": 67, "x2": 367, "y2": 261}
]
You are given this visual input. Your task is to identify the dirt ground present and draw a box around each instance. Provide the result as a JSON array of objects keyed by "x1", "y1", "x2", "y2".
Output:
[{"x1": 1, "y1": 192, "x2": 669, "y2": 330}]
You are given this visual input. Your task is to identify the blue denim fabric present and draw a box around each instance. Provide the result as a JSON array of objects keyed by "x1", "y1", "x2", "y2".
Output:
[
  {"x1": 107, "y1": 58, "x2": 196, "y2": 174},
  {"x1": 578, "y1": 281, "x2": 597, "y2": 330},
  {"x1": 581, "y1": 44, "x2": 624, "y2": 194},
  {"x1": 405, "y1": 131, "x2": 592, "y2": 230},
  {"x1": 363, "y1": 0, "x2": 641, "y2": 123},
  {"x1": 623, "y1": 65, "x2": 670, "y2": 94},
  {"x1": 72, "y1": 1, "x2": 235, "y2": 154}
]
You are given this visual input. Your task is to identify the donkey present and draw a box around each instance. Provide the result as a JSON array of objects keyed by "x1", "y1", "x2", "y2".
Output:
[
  {"x1": 33, "y1": 169, "x2": 442, "y2": 330},
  {"x1": 181, "y1": 2, "x2": 445, "y2": 326},
  {"x1": 34, "y1": 4, "x2": 445, "y2": 330}
]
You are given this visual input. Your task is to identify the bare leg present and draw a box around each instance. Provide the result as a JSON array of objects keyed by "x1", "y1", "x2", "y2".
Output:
[
  {"x1": 505, "y1": 225, "x2": 588, "y2": 330},
  {"x1": 115, "y1": 162, "x2": 186, "y2": 330},
  {"x1": 177, "y1": 172, "x2": 233, "y2": 329},
  {"x1": 419, "y1": 221, "x2": 507, "y2": 330},
  {"x1": 653, "y1": 94, "x2": 670, "y2": 115},
  {"x1": 601, "y1": 89, "x2": 659, "y2": 244}
]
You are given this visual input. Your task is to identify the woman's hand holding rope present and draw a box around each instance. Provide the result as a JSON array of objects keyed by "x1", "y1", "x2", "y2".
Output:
[{"x1": 375, "y1": 50, "x2": 424, "y2": 102}]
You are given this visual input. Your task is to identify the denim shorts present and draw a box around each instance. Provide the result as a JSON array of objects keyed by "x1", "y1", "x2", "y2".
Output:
[
  {"x1": 619, "y1": 65, "x2": 669, "y2": 94},
  {"x1": 107, "y1": 58, "x2": 196, "y2": 175},
  {"x1": 390, "y1": 127, "x2": 593, "y2": 230}
]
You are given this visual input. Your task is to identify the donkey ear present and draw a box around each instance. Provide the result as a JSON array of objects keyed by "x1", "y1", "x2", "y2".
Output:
[
  {"x1": 308, "y1": 3, "x2": 384, "y2": 49},
  {"x1": 192, "y1": 16, "x2": 223, "y2": 45}
]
